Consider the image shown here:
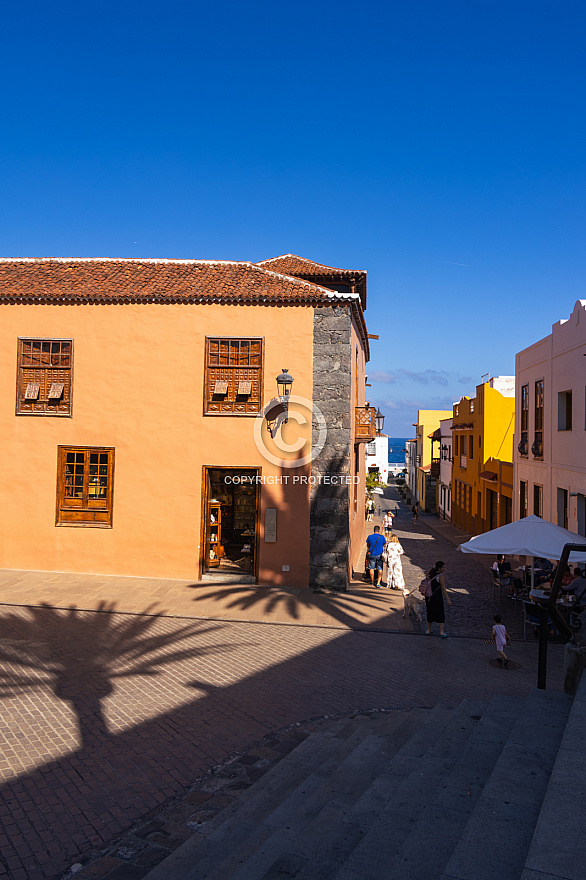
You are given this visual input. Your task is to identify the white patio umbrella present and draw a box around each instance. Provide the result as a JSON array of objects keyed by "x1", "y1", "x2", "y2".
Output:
[{"x1": 459, "y1": 515, "x2": 586, "y2": 589}]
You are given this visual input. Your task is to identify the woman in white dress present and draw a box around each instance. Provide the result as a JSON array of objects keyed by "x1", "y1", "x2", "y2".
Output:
[{"x1": 383, "y1": 535, "x2": 405, "y2": 591}]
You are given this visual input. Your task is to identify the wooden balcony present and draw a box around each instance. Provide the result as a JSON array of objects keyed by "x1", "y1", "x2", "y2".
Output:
[{"x1": 355, "y1": 406, "x2": 377, "y2": 442}]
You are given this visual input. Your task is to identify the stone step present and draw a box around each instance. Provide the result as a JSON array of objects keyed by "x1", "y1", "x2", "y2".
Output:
[
  {"x1": 440, "y1": 688, "x2": 573, "y2": 880},
  {"x1": 188, "y1": 707, "x2": 449, "y2": 880},
  {"x1": 225, "y1": 700, "x2": 486, "y2": 880},
  {"x1": 521, "y1": 674, "x2": 586, "y2": 880},
  {"x1": 333, "y1": 694, "x2": 525, "y2": 880},
  {"x1": 142, "y1": 708, "x2": 430, "y2": 880},
  {"x1": 288, "y1": 698, "x2": 488, "y2": 880},
  {"x1": 143, "y1": 685, "x2": 579, "y2": 880}
]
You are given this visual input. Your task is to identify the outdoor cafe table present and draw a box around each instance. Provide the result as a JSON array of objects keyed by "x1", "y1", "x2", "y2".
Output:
[{"x1": 529, "y1": 588, "x2": 580, "y2": 613}]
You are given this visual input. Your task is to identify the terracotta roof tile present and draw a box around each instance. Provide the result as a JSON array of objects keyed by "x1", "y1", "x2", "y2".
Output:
[
  {"x1": 0, "y1": 258, "x2": 352, "y2": 305},
  {"x1": 256, "y1": 254, "x2": 362, "y2": 276},
  {"x1": 256, "y1": 254, "x2": 367, "y2": 309},
  {"x1": 0, "y1": 257, "x2": 370, "y2": 360}
]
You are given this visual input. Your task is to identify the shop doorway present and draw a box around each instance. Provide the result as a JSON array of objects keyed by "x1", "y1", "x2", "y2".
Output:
[
  {"x1": 201, "y1": 467, "x2": 260, "y2": 579},
  {"x1": 488, "y1": 489, "x2": 498, "y2": 531}
]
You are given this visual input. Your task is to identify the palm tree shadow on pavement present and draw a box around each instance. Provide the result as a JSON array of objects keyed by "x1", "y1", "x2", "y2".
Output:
[
  {"x1": 0, "y1": 600, "x2": 254, "y2": 747},
  {"x1": 189, "y1": 582, "x2": 390, "y2": 628}
]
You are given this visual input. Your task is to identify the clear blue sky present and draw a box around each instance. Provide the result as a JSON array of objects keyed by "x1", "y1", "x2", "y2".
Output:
[{"x1": 2, "y1": 1, "x2": 584, "y2": 436}]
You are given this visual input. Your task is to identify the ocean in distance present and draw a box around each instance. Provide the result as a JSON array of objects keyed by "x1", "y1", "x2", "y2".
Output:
[{"x1": 387, "y1": 437, "x2": 408, "y2": 465}]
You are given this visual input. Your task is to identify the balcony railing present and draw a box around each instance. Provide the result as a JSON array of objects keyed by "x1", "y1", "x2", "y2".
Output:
[
  {"x1": 518, "y1": 432, "x2": 528, "y2": 457},
  {"x1": 355, "y1": 406, "x2": 377, "y2": 442},
  {"x1": 532, "y1": 432, "x2": 543, "y2": 459}
]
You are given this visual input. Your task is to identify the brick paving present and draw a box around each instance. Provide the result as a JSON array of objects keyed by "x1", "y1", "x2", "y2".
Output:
[{"x1": 0, "y1": 487, "x2": 564, "y2": 879}]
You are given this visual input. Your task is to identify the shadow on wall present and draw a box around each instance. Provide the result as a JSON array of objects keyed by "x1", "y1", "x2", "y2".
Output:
[
  {"x1": 309, "y1": 450, "x2": 352, "y2": 590},
  {"x1": 191, "y1": 455, "x2": 373, "y2": 627}
]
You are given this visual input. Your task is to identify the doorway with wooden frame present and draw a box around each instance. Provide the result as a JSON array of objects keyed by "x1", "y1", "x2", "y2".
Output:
[{"x1": 201, "y1": 467, "x2": 261, "y2": 580}]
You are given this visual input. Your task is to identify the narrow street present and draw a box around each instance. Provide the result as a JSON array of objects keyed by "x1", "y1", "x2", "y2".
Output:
[{"x1": 370, "y1": 484, "x2": 526, "y2": 639}]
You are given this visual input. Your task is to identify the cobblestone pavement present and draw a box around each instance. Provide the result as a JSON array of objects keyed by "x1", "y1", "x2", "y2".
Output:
[
  {"x1": 0, "y1": 488, "x2": 564, "y2": 880},
  {"x1": 365, "y1": 487, "x2": 527, "y2": 639}
]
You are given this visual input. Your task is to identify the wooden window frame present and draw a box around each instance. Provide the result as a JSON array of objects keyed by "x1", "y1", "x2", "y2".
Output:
[
  {"x1": 520, "y1": 480, "x2": 528, "y2": 518},
  {"x1": 16, "y1": 338, "x2": 73, "y2": 417},
  {"x1": 203, "y1": 337, "x2": 264, "y2": 416},
  {"x1": 56, "y1": 446, "x2": 115, "y2": 528},
  {"x1": 535, "y1": 380, "x2": 544, "y2": 431},
  {"x1": 533, "y1": 483, "x2": 543, "y2": 519},
  {"x1": 521, "y1": 384, "x2": 529, "y2": 431}
]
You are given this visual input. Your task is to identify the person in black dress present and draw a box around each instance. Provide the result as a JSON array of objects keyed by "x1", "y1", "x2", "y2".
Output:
[{"x1": 425, "y1": 561, "x2": 451, "y2": 637}]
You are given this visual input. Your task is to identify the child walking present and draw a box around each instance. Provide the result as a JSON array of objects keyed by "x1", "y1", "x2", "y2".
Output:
[{"x1": 492, "y1": 614, "x2": 510, "y2": 665}]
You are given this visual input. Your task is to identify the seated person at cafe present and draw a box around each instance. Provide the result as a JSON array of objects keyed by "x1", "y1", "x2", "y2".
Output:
[
  {"x1": 533, "y1": 557, "x2": 553, "y2": 585},
  {"x1": 492, "y1": 555, "x2": 523, "y2": 596},
  {"x1": 551, "y1": 563, "x2": 574, "y2": 587},
  {"x1": 563, "y1": 568, "x2": 586, "y2": 604}
]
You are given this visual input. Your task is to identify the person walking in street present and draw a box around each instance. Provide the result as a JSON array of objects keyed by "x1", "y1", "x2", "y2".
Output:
[
  {"x1": 383, "y1": 534, "x2": 405, "y2": 591},
  {"x1": 366, "y1": 498, "x2": 375, "y2": 522},
  {"x1": 365, "y1": 525, "x2": 386, "y2": 587},
  {"x1": 412, "y1": 502, "x2": 419, "y2": 524},
  {"x1": 383, "y1": 510, "x2": 393, "y2": 537},
  {"x1": 425, "y1": 560, "x2": 451, "y2": 637},
  {"x1": 492, "y1": 613, "x2": 510, "y2": 665}
]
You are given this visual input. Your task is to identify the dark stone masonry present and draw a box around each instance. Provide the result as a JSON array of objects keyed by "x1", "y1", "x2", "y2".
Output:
[{"x1": 309, "y1": 305, "x2": 353, "y2": 589}]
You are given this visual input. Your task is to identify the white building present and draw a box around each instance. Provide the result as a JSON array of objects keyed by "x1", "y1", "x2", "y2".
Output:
[
  {"x1": 405, "y1": 438, "x2": 417, "y2": 498},
  {"x1": 438, "y1": 416, "x2": 453, "y2": 521},
  {"x1": 514, "y1": 300, "x2": 586, "y2": 536},
  {"x1": 365, "y1": 434, "x2": 390, "y2": 483}
]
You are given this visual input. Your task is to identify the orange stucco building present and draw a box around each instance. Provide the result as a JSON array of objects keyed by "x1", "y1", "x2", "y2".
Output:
[{"x1": 0, "y1": 255, "x2": 374, "y2": 590}]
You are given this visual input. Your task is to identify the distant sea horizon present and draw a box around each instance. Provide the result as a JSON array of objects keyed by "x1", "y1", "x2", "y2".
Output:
[{"x1": 387, "y1": 437, "x2": 407, "y2": 465}]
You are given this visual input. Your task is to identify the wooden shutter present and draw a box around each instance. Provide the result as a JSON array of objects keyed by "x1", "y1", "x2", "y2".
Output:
[
  {"x1": 17, "y1": 339, "x2": 73, "y2": 416},
  {"x1": 204, "y1": 337, "x2": 263, "y2": 415}
]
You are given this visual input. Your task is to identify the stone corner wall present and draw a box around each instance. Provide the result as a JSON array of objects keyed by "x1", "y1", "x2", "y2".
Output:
[{"x1": 310, "y1": 305, "x2": 352, "y2": 591}]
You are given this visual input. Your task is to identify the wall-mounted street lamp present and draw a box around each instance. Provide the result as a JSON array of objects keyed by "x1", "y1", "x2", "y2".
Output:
[
  {"x1": 276, "y1": 369, "x2": 294, "y2": 424},
  {"x1": 375, "y1": 408, "x2": 385, "y2": 435}
]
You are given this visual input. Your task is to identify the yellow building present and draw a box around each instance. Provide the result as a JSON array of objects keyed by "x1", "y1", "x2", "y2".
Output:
[
  {"x1": 414, "y1": 409, "x2": 452, "y2": 512},
  {"x1": 451, "y1": 377, "x2": 515, "y2": 535}
]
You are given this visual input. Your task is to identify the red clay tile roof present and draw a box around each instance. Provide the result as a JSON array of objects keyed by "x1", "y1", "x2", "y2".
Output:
[
  {"x1": 256, "y1": 254, "x2": 361, "y2": 276},
  {"x1": 0, "y1": 258, "x2": 370, "y2": 356},
  {"x1": 256, "y1": 254, "x2": 367, "y2": 309},
  {"x1": 0, "y1": 258, "x2": 355, "y2": 305}
]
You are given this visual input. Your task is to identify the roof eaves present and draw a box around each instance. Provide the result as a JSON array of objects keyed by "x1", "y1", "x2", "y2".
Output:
[
  {"x1": 256, "y1": 253, "x2": 366, "y2": 274},
  {"x1": 0, "y1": 257, "x2": 371, "y2": 358}
]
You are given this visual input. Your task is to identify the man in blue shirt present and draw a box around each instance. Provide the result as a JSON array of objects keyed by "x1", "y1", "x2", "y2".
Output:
[{"x1": 365, "y1": 525, "x2": 387, "y2": 587}]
